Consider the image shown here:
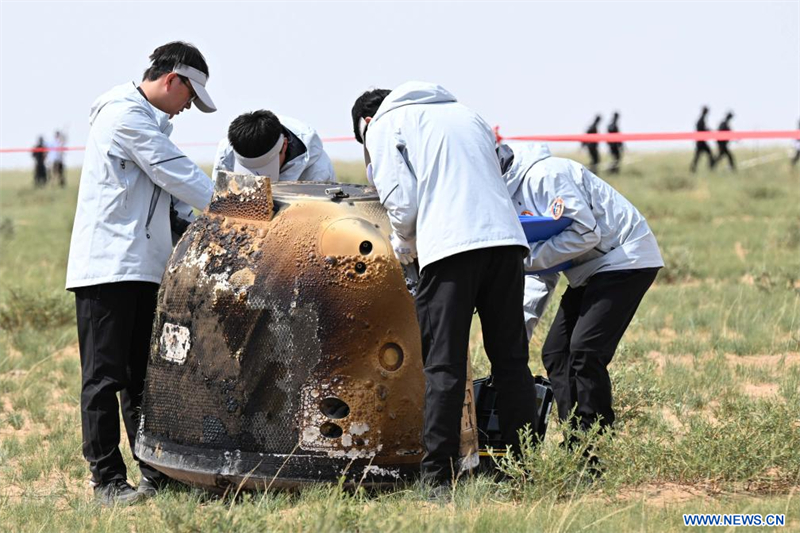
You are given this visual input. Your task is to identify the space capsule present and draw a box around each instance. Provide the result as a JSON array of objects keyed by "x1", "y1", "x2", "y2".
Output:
[{"x1": 136, "y1": 172, "x2": 477, "y2": 490}]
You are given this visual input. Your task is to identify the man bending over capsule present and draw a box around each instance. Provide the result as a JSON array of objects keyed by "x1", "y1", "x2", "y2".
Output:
[
  {"x1": 498, "y1": 141, "x2": 663, "y2": 468},
  {"x1": 213, "y1": 110, "x2": 335, "y2": 182}
]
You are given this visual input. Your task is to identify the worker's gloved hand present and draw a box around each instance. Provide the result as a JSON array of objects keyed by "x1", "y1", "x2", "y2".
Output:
[{"x1": 390, "y1": 232, "x2": 417, "y2": 265}]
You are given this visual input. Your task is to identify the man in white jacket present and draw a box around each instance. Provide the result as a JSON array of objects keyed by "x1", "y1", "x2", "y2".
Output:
[
  {"x1": 497, "y1": 142, "x2": 663, "y2": 452},
  {"x1": 351, "y1": 82, "x2": 538, "y2": 489},
  {"x1": 212, "y1": 110, "x2": 334, "y2": 182},
  {"x1": 66, "y1": 42, "x2": 216, "y2": 505}
]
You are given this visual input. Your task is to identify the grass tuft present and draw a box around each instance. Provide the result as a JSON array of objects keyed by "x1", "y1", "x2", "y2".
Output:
[{"x1": 0, "y1": 288, "x2": 73, "y2": 332}]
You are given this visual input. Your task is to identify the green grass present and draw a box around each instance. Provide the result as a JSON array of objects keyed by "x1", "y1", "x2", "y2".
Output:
[{"x1": 1, "y1": 151, "x2": 799, "y2": 532}]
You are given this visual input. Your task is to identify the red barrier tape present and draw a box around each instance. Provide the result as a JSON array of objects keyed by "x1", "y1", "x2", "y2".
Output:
[
  {"x1": 2, "y1": 146, "x2": 87, "y2": 154},
  {"x1": 2, "y1": 130, "x2": 797, "y2": 153},
  {"x1": 499, "y1": 130, "x2": 800, "y2": 143}
]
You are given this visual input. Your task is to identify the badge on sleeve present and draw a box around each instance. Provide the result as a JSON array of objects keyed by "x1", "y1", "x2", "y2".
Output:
[{"x1": 548, "y1": 197, "x2": 565, "y2": 220}]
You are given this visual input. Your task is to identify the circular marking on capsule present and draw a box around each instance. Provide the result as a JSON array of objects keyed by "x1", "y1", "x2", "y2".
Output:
[
  {"x1": 319, "y1": 422, "x2": 343, "y2": 439},
  {"x1": 319, "y1": 397, "x2": 350, "y2": 419},
  {"x1": 379, "y1": 343, "x2": 404, "y2": 372}
]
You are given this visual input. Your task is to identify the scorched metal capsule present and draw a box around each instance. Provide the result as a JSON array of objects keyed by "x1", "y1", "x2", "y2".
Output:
[{"x1": 136, "y1": 172, "x2": 477, "y2": 490}]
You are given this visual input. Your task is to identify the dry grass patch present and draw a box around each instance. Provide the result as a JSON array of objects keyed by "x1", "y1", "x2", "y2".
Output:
[
  {"x1": 724, "y1": 352, "x2": 800, "y2": 367},
  {"x1": 734, "y1": 241, "x2": 748, "y2": 262},
  {"x1": 0, "y1": 410, "x2": 46, "y2": 441},
  {"x1": 646, "y1": 351, "x2": 697, "y2": 373},
  {"x1": 742, "y1": 383, "x2": 781, "y2": 398},
  {"x1": 613, "y1": 482, "x2": 716, "y2": 505},
  {"x1": 646, "y1": 350, "x2": 800, "y2": 374}
]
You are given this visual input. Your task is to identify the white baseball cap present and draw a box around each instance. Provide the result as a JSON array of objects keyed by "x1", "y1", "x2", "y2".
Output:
[
  {"x1": 173, "y1": 63, "x2": 216, "y2": 113},
  {"x1": 233, "y1": 134, "x2": 284, "y2": 181}
]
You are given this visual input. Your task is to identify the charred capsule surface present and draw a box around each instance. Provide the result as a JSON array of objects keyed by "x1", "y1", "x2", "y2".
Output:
[{"x1": 136, "y1": 174, "x2": 425, "y2": 490}]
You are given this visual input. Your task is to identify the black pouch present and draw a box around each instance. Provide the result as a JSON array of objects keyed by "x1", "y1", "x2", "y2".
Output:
[{"x1": 473, "y1": 375, "x2": 554, "y2": 457}]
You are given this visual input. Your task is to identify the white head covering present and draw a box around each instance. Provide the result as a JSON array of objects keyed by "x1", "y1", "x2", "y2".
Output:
[
  {"x1": 173, "y1": 63, "x2": 216, "y2": 113},
  {"x1": 232, "y1": 134, "x2": 284, "y2": 181}
]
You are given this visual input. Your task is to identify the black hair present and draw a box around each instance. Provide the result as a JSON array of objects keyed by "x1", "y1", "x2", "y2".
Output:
[
  {"x1": 351, "y1": 89, "x2": 391, "y2": 144},
  {"x1": 142, "y1": 41, "x2": 209, "y2": 82},
  {"x1": 228, "y1": 110, "x2": 283, "y2": 158}
]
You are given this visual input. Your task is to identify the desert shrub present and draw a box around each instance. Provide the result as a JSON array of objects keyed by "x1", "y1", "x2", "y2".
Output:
[
  {"x1": 0, "y1": 288, "x2": 73, "y2": 332},
  {"x1": 657, "y1": 246, "x2": 697, "y2": 283},
  {"x1": 746, "y1": 185, "x2": 781, "y2": 200},
  {"x1": 0, "y1": 217, "x2": 14, "y2": 240},
  {"x1": 654, "y1": 175, "x2": 695, "y2": 192},
  {"x1": 490, "y1": 422, "x2": 607, "y2": 500}
]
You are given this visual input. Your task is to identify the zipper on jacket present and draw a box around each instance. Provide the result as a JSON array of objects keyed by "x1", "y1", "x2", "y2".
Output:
[
  {"x1": 145, "y1": 185, "x2": 162, "y2": 239},
  {"x1": 120, "y1": 159, "x2": 129, "y2": 205}
]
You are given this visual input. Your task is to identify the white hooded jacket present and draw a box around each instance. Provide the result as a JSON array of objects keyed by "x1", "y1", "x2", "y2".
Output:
[
  {"x1": 66, "y1": 82, "x2": 213, "y2": 289},
  {"x1": 212, "y1": 116, "x2": 335, "y2": 182},
  {"x1": 366, "y1": 81, "x2": 528, "y2": 269},
  {"x1": 522, "y1": 272, "x2": 560, "y2": 340},
  {"x1": 500, "y1": 142, "x2": 663, "y2": 289}
]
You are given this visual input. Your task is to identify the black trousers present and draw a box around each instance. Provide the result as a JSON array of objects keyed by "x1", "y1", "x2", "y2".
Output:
[
  {"x1": 608, "y1": 144, "x2": 623, "y2": 174},
  {"x1": 415, "y1": 246, "x2": 537, "y2": 483},
  {"x1": 715, "y1": 142, "x2": 736, "y2": 171},
  {"x1": 587, "y1": 144, "x2": 600, "y2": 174},
  {"x1": 541, "y1": 268, "x2": 658, "y2": 431},
  {"x1": 74, "y1": 281, "x2": 162, "y2": 484},
  {"x1": 691, "y1": 142, "x2": 714, "y2": 172},
  {"x1": 53, "y1": 161, "x2": 65, "y2": 187}
]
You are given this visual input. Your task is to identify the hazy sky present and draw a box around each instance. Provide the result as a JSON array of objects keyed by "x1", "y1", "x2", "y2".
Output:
[{"x1": 1, "y1": 1, "x2": 798, "y2": 169}]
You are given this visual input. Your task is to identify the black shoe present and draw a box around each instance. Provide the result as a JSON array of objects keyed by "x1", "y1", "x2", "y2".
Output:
[
  {"x1": 138, "y1": 475, "x2": 173, "y2": 498},
  {"x1": 94, "y1": 479, "x2": 142, "y2": 506},
  {"x1": 582, "y1": 448, "x2": 604, "y2": 480}
]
